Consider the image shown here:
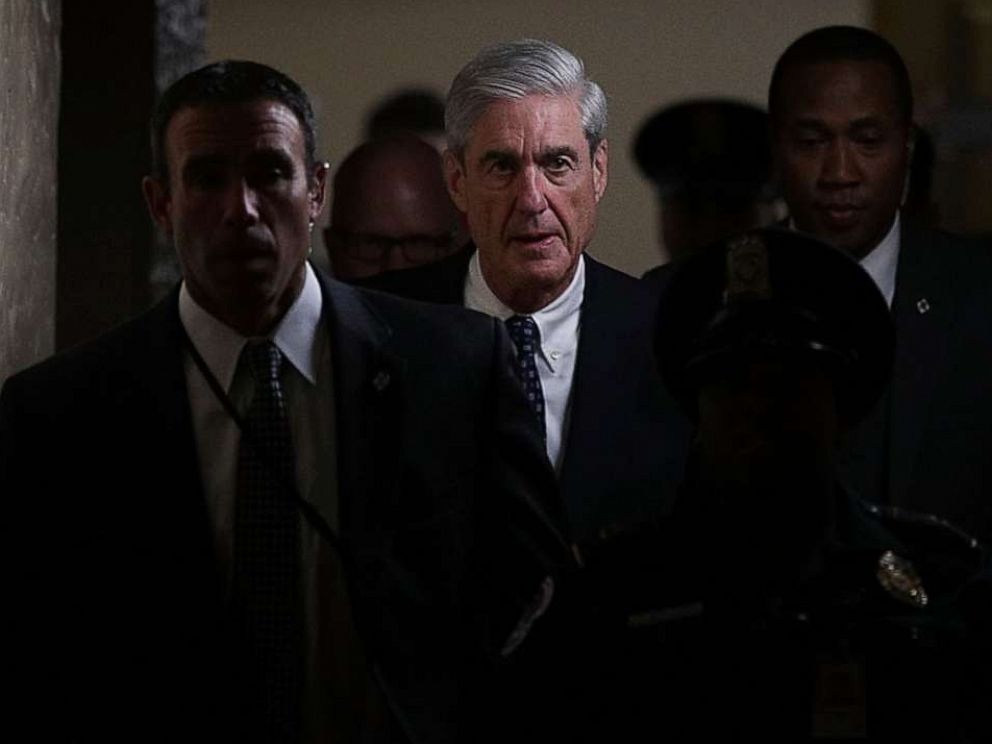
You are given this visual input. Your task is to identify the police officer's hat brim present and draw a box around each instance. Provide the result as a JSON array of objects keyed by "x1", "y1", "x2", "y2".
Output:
[{"x1": 654, "y1": 227, "x2": 894, "y2": 424}]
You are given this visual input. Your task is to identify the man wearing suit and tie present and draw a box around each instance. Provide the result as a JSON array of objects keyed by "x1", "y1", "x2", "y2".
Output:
[
  {"x1": 770, "y1": 26, "x2": 992, "y2": 543},
  {"x1": 364, "y1": 39, "x2": 691, "y2": 549},
  {"x1": 0, "y1": 61, "x2": 565, "y2": 743}
]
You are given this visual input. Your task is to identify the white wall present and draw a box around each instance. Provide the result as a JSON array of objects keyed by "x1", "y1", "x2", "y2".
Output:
[{"x1": 208, "y1": 0, "x2": 869, "y2": 276}]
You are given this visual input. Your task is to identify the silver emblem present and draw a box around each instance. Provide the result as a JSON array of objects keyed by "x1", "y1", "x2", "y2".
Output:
[
  {"x1": 725, "y1": 233, "x2": 771, "y2": 303},
  {"x1": 877, "y1": 550, "x2": 928, "y2": 608},
  {"x1": 916, "y1": 298, "x2": 931, "y2": 314},
  {"x1": 371, "y1": 370, "x2": 391, "y2": 392}
]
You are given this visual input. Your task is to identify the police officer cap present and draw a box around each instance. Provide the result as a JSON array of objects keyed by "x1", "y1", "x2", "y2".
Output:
[
  {"x1": 655, "y1": 228, "x2": 894, "y2": 424},
  {"x1": 633, "y1": 99, "x2": 771, "y2": 199}
]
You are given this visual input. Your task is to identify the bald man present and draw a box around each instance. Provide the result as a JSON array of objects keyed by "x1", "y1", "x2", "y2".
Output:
[{"x1": 325, "y1": 136, "x2": 462, "y2": 280}]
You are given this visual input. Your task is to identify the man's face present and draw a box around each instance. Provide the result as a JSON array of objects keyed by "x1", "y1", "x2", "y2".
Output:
[
  {"x1": 694, "y1": 351, "x2": 841, "y2": 551},
  {"x1": 445, "y1": 94, "x2": 608, "y2": 311},
  {"x1": 327, "y1": 151, "x2": 459, "y2": 280},
  {"x1": 143, "y1": 99, "x2": 327, "y2": 334},
  {"x1": 696, "y1": 353, "x2": 840, "y2": 485},
  {"x1": 773, "y1": 61, "x2": 910, "y2": 259}
]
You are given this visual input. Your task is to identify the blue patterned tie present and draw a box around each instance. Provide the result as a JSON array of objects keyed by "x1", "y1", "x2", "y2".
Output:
[
  {"x1": 234, "y1": 340, "x2": 302, "y2": 741},
  {"x1": 505, "y1": 315, "x2": 547, "y2": 440}
]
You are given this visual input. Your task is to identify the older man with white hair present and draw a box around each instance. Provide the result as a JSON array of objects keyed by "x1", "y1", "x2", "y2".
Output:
[{"x1": 366, "y1": 39, "x2": 690, "y2": 552}]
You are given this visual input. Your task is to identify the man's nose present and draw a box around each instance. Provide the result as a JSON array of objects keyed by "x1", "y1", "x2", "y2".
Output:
[
  {"x1": 514, "y1": 167, "x2": 548, "y2": 214},
  {"x1": 224, "y1": 179, "x2": 261, "y2": 225},
  {"x1": 820, "y1": 140, "x2": 860, "y2": 186}
]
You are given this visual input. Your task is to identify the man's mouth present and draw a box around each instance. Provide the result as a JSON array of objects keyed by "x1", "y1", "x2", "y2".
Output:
[
  {"x1": 510, "y1": 232, "x2": 558, "y2": 248},
  {"x1": 817, "y1": 203, "x2": 864, "y2": 228}
]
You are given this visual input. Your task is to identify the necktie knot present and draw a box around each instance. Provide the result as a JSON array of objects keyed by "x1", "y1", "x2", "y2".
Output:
[
  {"x1": 505, "y1": 315, "x2": 540, "y2": 353},
  {"x1": 243, "y1": 340, "x2": 284, "y2": 387}
]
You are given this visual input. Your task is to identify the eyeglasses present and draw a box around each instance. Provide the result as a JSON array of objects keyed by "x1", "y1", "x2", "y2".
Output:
[{"x1": 329, "y1": 229, "x2": 456, "y2": 265}]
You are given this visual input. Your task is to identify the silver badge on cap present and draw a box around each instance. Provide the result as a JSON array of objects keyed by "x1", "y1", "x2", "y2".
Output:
[
  {"x1": 876, "y1": 550, "x2": 928, "y2": 608},
  {"x1": 725, "y1": 234, "x2": 772, "y2": 303}
]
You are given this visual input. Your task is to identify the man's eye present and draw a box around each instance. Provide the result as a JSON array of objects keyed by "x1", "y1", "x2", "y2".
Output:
[
  {"x1": 250, "y1": 164, "x2": 291, "y2": 186},
  {"x1": 488, "y1": 158, "x2": 515, "y2": 174},
  {"x1": 546, "y1": 156, "x2": 574, "y2": 175},
  {"x1": 854, "y1": 135, "x2": 883, "y2": 147},
  {"x1": 188, "y1": 169, "x2": 226, "y2": 189}
]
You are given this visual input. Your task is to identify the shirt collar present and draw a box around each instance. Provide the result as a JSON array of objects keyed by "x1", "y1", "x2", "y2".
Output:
[
  {"x1": 858, "y1": 213, "x2": 900, "y2": 308},
  {"x1": 464, "y1": 251, "x2": 585, "y2": 372},
  {"x1": 787, "y1": 212, "x2": 901, "y2": 308},
  {"x1": 178, "y1": 262, "x2": 324, "y2": 391}
]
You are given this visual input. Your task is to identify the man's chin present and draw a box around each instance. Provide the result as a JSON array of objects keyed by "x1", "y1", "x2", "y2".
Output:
[{"x1": 806, "y1": 222, "x2": 876, "y2": 259}]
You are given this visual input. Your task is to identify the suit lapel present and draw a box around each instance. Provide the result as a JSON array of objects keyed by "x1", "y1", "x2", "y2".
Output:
[
  {"x1": 144, "y1": 292, "x2": 222, "y2": 586},
  {"x1": 318, "y1": 273, "x2": 405, "y2": 541},
  {"x1": 887, "y1": 226, "x2": 956, "y2": 503},
  {"x1": 557, "y1": 257, "x2": 617, "y2": 538}
]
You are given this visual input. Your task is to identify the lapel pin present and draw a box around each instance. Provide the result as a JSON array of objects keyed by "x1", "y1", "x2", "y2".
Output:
[
  {"x1": 916, "y1": 298, "x2": 931, "y2": 314},
  {"x1": 371, "y1": 370, "x2": 391, "y2": 392},
  {"x1": 877, "y1": 550, "x2": 928, "y2": 608}
]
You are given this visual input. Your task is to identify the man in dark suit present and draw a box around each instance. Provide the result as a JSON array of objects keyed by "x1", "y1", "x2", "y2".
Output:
[
  {"x1": 770, "y1": 26, "x2": 992, "y2": 542},
  {"x1": 0, "y1": 61, "x2": 565, "y2": 743},
  {"x1": 363, "y1": 39, "x2": 691, "y2": 550}
]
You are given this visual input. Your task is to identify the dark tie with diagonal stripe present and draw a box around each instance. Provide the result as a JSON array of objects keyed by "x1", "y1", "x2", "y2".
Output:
[
  {"x1": 505, "y1": 315, "x2": 547, "y2": 441},
  {"x1": 234, "y1": 340, "x2": 303, "y2": 741}
]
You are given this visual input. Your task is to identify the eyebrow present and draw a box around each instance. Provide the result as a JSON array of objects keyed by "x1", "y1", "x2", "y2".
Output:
[
  {"x1": 539, "y1": 145, "x2": 579, "y2": 162},
  {"x1": 181, "y1": 153, "x2": 226, "y2": 178},
  {"x1": 477, "y1": 145, "x2": 580, "y2": 167},
  {"x1": 478, "y1": 149, "x2": 519, "y2": 167},
  {"x1": 793, "y1": 115, "x2": 889, "y2": 130}
]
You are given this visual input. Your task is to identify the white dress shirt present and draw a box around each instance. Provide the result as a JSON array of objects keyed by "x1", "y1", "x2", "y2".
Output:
[
  {"x1": 789, "y1": 213, "x2": 901, "y2": 308},
  {"x1": 179, "y1": 261, "x2": 337, "y2": 576},
  {"x1": 858, "y1": 214, "x2": 901, "y2": 308},
  {"x1": 180, "y1": 265, "x2": 386, "y2": 740},
  {"x1": 464, "y1": 252, "x2": 585, "y2": 471}
]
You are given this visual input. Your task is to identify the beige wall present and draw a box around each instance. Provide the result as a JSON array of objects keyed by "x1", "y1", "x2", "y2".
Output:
[
  {"x1": 208, "y1": 0, "x2": 869, "y2": 276},
  {"x1": 0, "y1": 0, "x2": 60, "y2": 381}
]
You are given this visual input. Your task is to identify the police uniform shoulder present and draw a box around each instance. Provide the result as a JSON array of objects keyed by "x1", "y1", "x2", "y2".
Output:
[
  {"x1": 858, "y1": 501, "x2": 988, "y2": 598},
  {"x1": 861, "y1": 501, "x2": 984, "y2": 555}
]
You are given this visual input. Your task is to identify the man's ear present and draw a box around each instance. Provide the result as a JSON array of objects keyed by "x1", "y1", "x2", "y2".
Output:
[
  {"x1": 142, "y1": 175, "x2": 173, "y2": 235},
  {"x1": 309, "y1": 160, "x2": 330, "y2": 222},
  {"x1": 443, "y1": 150, "x2": 469, "y2": 213},
  {"x1": 592, "y1": 139, "x2": 609, "y2": 203}
]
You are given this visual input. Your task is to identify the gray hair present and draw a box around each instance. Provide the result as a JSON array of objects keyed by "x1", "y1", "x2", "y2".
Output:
[{"x1": 445, "y1": 38, "x2": 608, "y2": 157}]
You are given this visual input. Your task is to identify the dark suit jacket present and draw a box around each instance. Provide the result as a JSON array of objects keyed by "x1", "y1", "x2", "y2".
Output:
[
  {"x1": 361, "y1": 247, "x2": 692, "y2": 546},
  {"x1": 0, "y1": 269, "x2": 566, "y2": 743},
  {"x1": 838, "y1": 225, "x2": 992, "y2": 543}
]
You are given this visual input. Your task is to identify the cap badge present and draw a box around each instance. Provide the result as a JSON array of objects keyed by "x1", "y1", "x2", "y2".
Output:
[
  {"x1": 371, "y1": 369, "x2": 391, "y2": 393},
  {"x1": 876, "y1": 550, "x2": 928, "y2": 608},
  {"x1": 725, "y1": 234, "x2": 771, "y2": 303}
]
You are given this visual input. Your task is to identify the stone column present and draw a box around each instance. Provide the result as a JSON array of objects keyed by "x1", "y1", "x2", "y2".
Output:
[
  {"x1": 56, "y1": 0, "x2": 204, "y2": 350},
  {"x1": 0, "y1": 0, "x2": 61, "y2": 381}
]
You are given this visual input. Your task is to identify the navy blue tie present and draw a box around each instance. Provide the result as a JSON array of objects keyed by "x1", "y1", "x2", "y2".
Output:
[
  {"x1": 234, "y1": 340, "x2": 303, "y2": 741},
  {"x1": 505, "y1": 315, "x2": 547, "y2": 440}
]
